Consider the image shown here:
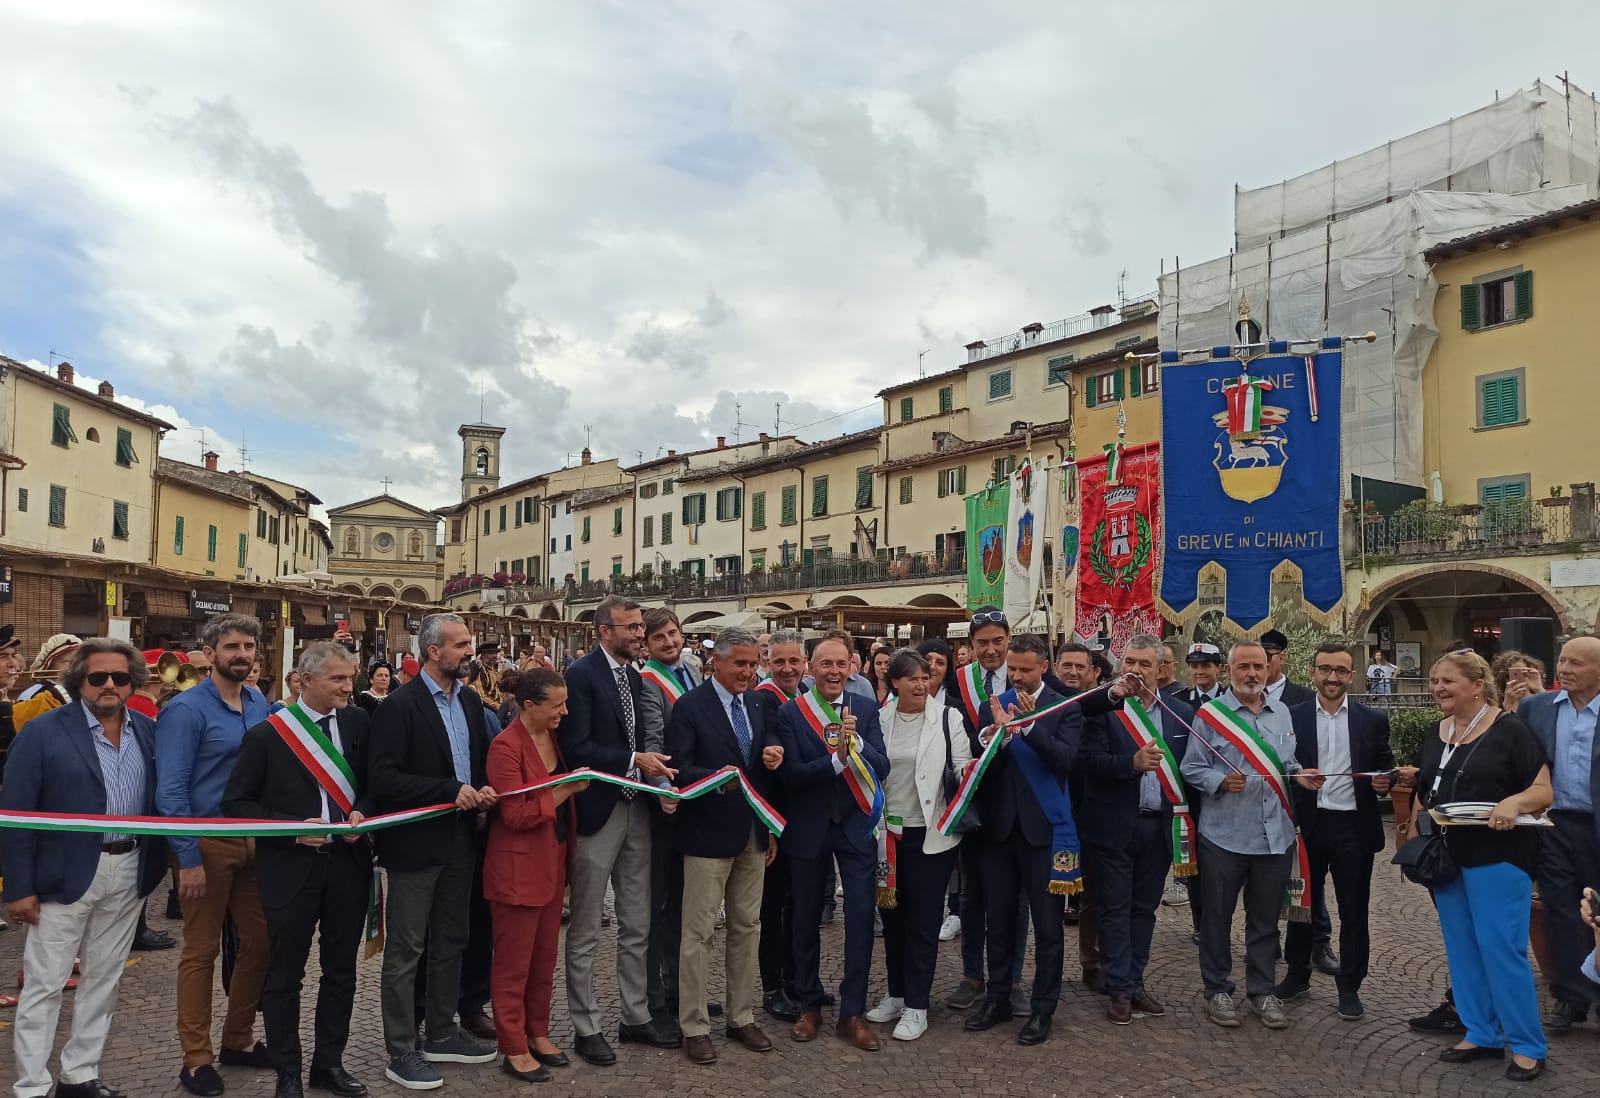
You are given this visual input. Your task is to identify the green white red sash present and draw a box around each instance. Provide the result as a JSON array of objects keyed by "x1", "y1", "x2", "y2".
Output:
[
  {"x1": 0, "y1": 767, "x2": 786, "y2": 840},
  {"x1": 876, "y1": 814, "x2": 902, "y2": 909},
  {"x1": 1196, "y1": 699, "x2": 1310, "y2": 920},
  {"x1": 268, "y1": 703, "x2": 356, "y2": 816},
  {"x1": 796, "y1": 687, "x2": 883, "y2": 822},
  {"x1": 1116, "y1": 697, "x2": 1196, "y2": 877},
  {"x1": 955, "y1": 662, "x2": 989, "y2": 729},
  {"x1": 753, "y1": 681, "x2": 791, "y2": 704},
  {"x1": 639, "y1": 660, "x2": 687, "y2": 705}
]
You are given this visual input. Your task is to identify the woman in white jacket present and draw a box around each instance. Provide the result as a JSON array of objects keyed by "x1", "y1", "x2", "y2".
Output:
[{"x1": 865, "y1": 648, "x2": 974, "y2": 1040}]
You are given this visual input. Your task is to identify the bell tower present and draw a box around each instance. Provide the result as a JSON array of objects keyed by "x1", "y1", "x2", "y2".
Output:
[{"x1": 458, "y1": 422, "x2": 507, "y2": 501}]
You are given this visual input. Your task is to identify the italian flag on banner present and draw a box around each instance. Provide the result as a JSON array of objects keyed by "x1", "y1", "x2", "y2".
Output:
[
  {"x1": 1223, "y1": 374, "x2": 1275, "y2": 439},
  {"x1": 1102, "y1": 441, "x2": 1124, "y2": 485},
  {"x1": 1115, "y1": 698, "x2": 1195, "y2": 876}
]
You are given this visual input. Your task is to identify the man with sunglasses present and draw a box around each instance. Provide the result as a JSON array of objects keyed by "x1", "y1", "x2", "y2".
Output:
[
  {"x1": 3, "y1": 638, "x2": 167, "y2": 1098},
  {"x1": 1275, "y1": 642, "x2": 1393, "y2": 1022}
]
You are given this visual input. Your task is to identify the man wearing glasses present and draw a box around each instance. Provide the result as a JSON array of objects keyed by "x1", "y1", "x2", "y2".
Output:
[{"x1": 1275, "y1": 642, "x2": 1395, "y2": 1023}]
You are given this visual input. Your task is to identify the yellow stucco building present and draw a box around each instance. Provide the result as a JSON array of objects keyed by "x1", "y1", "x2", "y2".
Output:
[{"x1": 154, "y1": 457, "x2": 255, "y2": 580}]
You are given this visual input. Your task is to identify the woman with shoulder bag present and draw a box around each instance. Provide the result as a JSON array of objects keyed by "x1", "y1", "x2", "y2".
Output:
[
  {"x1": 1408, "y1": 650, "x2": 1551, "y2": 1082},
  {"x1": 864, "y1": 648, "x2": 973, "y2": 1041}
]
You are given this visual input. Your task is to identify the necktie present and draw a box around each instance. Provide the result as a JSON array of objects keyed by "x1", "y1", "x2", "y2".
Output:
[
  {"x1": 676, "y1": 666, "x2": 692, "y2": 692},
  {"x1": 985, "y1": 669, "x2": 998, "y2": 698},
  {"x1": 730, "y1": 696, "x2": 752, "y2": 762},
  {"x1": 318, "y1": 717, "x2": 345, "y2": 823},
  {"x1": 614, "y1": 666, "x2": 637, "y2": 798}
]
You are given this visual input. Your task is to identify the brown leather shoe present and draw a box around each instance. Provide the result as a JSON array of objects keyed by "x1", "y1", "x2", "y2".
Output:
[
  {"x1": 684, "y1": 1034, "x2": 718, "y2": 1065},
  {"x1": 791, "y1": 1011, "x2": 822, "y2": 1042},
  {"x1": 1131, "y1": 988, "x2": 1165, "y2": 1017},
  {"x1": 1106, "y1": 993, "x2": 1133, "y2": 1025},
  {"x1": 726, "y1": 1023, "x2": 773, "y2": 1052},
  {"x1": 835, "y1": 1016, "x2": 881, "y2": 1051},
  {"x1": 460, "y1": 1011, "x2": 497, "y2": 1041}
]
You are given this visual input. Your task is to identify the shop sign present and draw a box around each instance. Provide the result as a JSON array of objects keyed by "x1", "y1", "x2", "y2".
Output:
[
  {"x1": 190, "y1": 590, "x2": 233, "y2": 618},
  {"x1": 0, "y1": 566, "x2": 12, "y2": 605}
]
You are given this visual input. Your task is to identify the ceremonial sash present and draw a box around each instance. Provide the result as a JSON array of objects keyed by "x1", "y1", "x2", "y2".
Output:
[
  {"x1": 1197, "y1": 699, "x2": 1311, "y2": 921},
  {"x1": 796, "y1": 688, "x2": 883, "y2": 823},
  {"x1": 1116, "y1": 698, "x2": 1196, "y2": 877},
  {"x1": 1010, "y1": 732, "x2": 1083, "y2": 895},
  {"x1": 753, "y1": 681, "x2": 791, "y2": 704},
  {"x1": 268, "y1": 704, "x2": 356, "y2": 816},
  {"x1": 955, "y1": 663, "x2": 989, "y2": 729},
  {"x1": 0, "y1": 766, "x2": 787, "y2": 840},
  {"x1": 639, "y1": 660, "x2": 687, "y2": 705},
  {"x1": 876, "y1": 815, "x2": 902, "y2": 909}
]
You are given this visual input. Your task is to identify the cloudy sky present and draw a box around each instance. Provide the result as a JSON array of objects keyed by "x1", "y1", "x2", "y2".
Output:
[{"x1": 1, "y1": 1, "x2": 1592, "y2": 513}]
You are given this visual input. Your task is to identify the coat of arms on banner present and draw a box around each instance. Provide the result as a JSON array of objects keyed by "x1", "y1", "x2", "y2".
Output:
[
  {"x1": 1090, "y1": 483, "x2": 1152, "y2": 589},
  {"x1": 1075, "y1": 443, "x2": 1161, "y2": 656},
  {"x1": 1211, "y1": 373, "x2": 1290, "y2": 504}
]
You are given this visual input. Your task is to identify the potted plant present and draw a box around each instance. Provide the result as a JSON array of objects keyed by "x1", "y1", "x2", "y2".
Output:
[
  {"x1": 1394, "y1": 500, "x2": 1454, "y2": 554},
  {"x1": 1385, "y1": 707, "x2": 1441, "y2": 849},
  {"x1": 1542, "y1": 485, "x2": 1569, "y2": 508}
]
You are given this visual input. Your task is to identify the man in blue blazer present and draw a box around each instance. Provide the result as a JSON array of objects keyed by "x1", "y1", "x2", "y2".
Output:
[
  {"x1": 776, "y1": 629, "x2": 889, "y2": 1050},
  {"x1": 2, "y1": 638, "x2": 167, "y2": 1098},
  {"x1": 1277, "y1": 642, "x2": 1395, "y2": 1022},
  {"x1": 1519, "y1": 636, "x2": 1600, "y2": 1030},
  {"x1": 1078, "y1": 634, "x2": 1194, "y2": 1026}
]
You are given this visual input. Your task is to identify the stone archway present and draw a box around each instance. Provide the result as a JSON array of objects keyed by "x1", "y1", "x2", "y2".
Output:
[
  {"x1": 399, "y1": 585, "x2": 431, "y2": 604},
  {"x1": 908, "y1": 593, "x2": 963, "y2": 609}
]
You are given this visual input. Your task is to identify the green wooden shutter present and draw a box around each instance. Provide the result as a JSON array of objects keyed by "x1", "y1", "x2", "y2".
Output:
[
  {"x1": 899, "y1": 476, "x2": 913, "y2": 505},
  {"x1": 939, "y1": 386, "x2": 953, "y2": 413},
  {"x1": 661, "y1": 512, "x2": 673, "y2": 544},
  {"x1": 956, "y1": 466, "x2": 966, "y2": 494},
  {"x1": 174, "y1": 515, "x2": 185, "y2": 555},
  {"x1": 238, "y1": 533, "x2": 248, "y2": 568},
  {"x1": 1085, "y1": 378, "x2": 1098, "y2": 408},
  {"x1": 1460, "y1": 284, "x2": 1482, "y2": 331},
  {"x1": 581, "y1": 516, "x2": 591, "y2": 542},
  {"x1": 208, "y1": 524, "x2": 218, "y2": 561},
  {"x1": 1513, "y1": 270, "x2": 1534, "y2": 320},
  {"x1": 1128, "y1": 365, "x2": 1142, "y2": 397},
  {"x1": 115, "y1": 428, "x2": 137, "y2": 467},
  {"x1": 934, "y1": 532, "x2": 946, "y2": 559},
  {"x1": 855, "y1": 469, "x2": 872, "y2": 509},
  {"x1": 112, "y1": 500, "x2": 129, "y2": 539},
  {"x1": 1112, "y1": 370, "x2": 1125, "y2": 400},
  {"x1": 751, "y1": 491, "x2": 766, "y2": 529},
  {"x1": 483, "y1": 510, "x2": 491, "y2": 535},
  {"x1": 52, "y1": 404, "x2": 78, "y2": 446},
  {"x1": 16, "y1": 488, "x2": 26, "y2": 513},
  {"x1": 900, "y1": 397, "x2": 914, "y2": 422},
  {"x1": 613, "y1": 507, "x2": 623, "y2": 535},
  {"x1": 812, "y1": 476, "x2": 829, "y2": 516},
  {"x1": 49, "y1": 485, "x2": 66, "y2": 526},
  {"x1": 781, "y1": 485, "x2": 797, "y2": 524}
]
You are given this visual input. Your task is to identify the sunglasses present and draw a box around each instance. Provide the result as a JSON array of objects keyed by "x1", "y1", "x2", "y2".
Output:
[
  {"x1": 971, "y1": 611, "x2": 1009, "y2": 627},
  {"x1": 85, "y1": 671, "x2": 133, "y2": 688}
]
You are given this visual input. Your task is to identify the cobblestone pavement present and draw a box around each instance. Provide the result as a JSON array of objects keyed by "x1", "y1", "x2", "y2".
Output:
[{"x1": 2, "y1": 825, "x2": 1596, "y2": 1097}]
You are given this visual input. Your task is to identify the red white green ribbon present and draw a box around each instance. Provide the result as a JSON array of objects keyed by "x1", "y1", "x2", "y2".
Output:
[
  {"x1": 1116, "y1": 697, "x2": 1196, "y2": 877},
  {"x1": 796, "y1": 687, "x2": 882, "y2": 822},
  {"x1": 1196, "y1": 699, "x2": 1310, "y2": 920},
  {"x1": 1103, "y1": 441, "x2": 1124, "y2": 485},
  {"x1": 753, "y1": 681, "x2": 792, "y2": 704},
  {"x1": 955, "y1": 662, "x2": 989, "y2": 730},
  {"x1": 876, "y1": 815, "x2": 902, "y2": 909},
  {"x1": 269, "y1": 703, "x2": 357, "y2": 816},
  {"x1": 1223, "y1": 373, "x2": 1275, "y2": 438},
  {"x1": 639, "y1": 660, "x2": 686, "y2": 705}
]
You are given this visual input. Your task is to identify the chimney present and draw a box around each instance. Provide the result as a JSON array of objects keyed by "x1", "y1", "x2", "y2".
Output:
[
  {"x1": 97, "y1": 380, "x2": 114, "y2": 398},
  {"x1": 56, "y1": 361, "x2": 74, "y2": 384},
  {"x1": 581, "y1": 447, "x2": 592, "y2": 466},
  {"x1": 760, "y1": 431, "x2": 770, "y2": 454},
  {"x1": 716, "y1": 436, "x2": 727, "y2": 450},
  {"x1": 204, "y1": 451, "x2": 220, "y2": 472},
  {"x1": 667, "y1": 449, "x2": 677, "y2": 458},
  {"x1": 1090, "y1": 304, "x2": 1115, "y2": 330}
]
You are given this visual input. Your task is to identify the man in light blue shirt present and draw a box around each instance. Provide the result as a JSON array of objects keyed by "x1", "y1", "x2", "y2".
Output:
[{"x1": 422, "y1": 663, "x2": 473, "y2": 786}]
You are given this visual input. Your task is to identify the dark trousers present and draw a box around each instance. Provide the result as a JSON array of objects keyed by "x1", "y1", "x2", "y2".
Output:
[
  {"x1": 412, "y1": 836, "x2": 492, "y2": 1021},
  {"x1": 759, "y1": 847, "x2": 794, "y2": 994},
  {"x1": 646, "y1": 817, "x2": 684, "y2": 1018},
  {"x1": 982, "y1": 832, "x2": 1066, "y2": 1014},
  {"x1": 1285, "y1": 810, "x2": 1374, "y2": 989},
  {"x1": 381, "y1": 823, "x2": 476, "y2": 1057},
  {"x1": 790, "y1": 829, "x2": 875, "y2": 1018},
  {"x1": 958, "y1": 838, "x2": 1027, "y2": 984},
  {"x1": 260, "y1": 844, "x2": 371, "y2": 1079},
  {"x1": 1542, "y1": 810, "x2": 1600, "y2": 1009},
  {"x1": 1197, "y1": 835, "x2": 1293, "y2": 1000},
  {"x1": 878, "y1": 830, "x2": 956, "y2": 1010},
  {"x1": 1086, "y1": 814, "x2": 1170, "y2": 996}
]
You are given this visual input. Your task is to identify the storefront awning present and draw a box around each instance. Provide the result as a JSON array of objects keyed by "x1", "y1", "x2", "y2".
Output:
[
  {"x1": 141, "y1": 588, "x2": 190, "y2": 618},
  {"x1": 297, "y1": 604, "x2": 327, "y2": 624}
]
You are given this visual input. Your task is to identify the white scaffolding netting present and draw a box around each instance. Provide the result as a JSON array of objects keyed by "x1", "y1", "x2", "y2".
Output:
[{"x1": 1160, "y1": 80, "x2": 1599, "y2": 489}]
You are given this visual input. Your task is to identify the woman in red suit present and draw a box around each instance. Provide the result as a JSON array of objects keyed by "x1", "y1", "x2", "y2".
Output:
[{"x1": 486, "y1": 667, "x2": 587, "y2": 1082}]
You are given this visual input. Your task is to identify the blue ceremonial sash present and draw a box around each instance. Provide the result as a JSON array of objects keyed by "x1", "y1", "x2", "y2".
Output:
[{"x1": 1009, "y1": 732, "x2": 1083, "y2": 895}]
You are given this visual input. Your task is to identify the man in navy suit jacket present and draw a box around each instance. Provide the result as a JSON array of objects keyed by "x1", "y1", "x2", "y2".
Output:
[
  {"x1": 1519, "y1": 636, "x2": 1600, "y2": 1028},
  {"x1": 1078, "y1": 635, "x2": 1194, "y2": 1025},
  {"x1": 1277, "y1": 642, "x2": 1395, "y2": 1022},
  {"x1": 776, "y1": 629, "x2": 889, "y2": 1050},
  {"x1": 1, "y1": 638, "x2": 167, "y2": 1098}
]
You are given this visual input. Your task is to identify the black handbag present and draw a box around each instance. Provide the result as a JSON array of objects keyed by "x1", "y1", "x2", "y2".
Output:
[
  {"x1": 1392, "y1": 728, "x2": 1490, "y2": 888},
  {"x1": 941, "y1": 708, "x2": 981, "y2": 834}
]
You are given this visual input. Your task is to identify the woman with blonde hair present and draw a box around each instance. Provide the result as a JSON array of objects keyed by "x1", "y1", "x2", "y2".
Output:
[{"x1": 1410, "y1": 649, "x2": 1552, "y2": 1082}]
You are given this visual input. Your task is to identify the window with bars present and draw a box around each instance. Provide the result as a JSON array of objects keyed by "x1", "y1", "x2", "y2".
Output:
[
  {"x1": 1477, "y1": 370, "x2": 1525, "y2": 428},
  {"x1": 855, "y1": 469, "x2": 872, "y2": 509},
  {"x1": 112, "y1": 500, "x2": 129, "y2": 540},
  {"x1": 715, "y1": 487, "x2": 742, "y2": 521},
  {"x1": 987, "y1": 369, "x2": 1012, "y2": 401},
  {"x1": 115, "y1": 427, "x2": 138, "y2": 467},
  {"x1": 750, "y1": 491, "x2": 767, "y2": 530},
  {"x1": 937, "y1": 466, "x2": 967, "y2": 498},
  {"x1": 780, "y1": 485, "x2": 797, "y2": 525},
  {"x1": 52, "y1": 404, "x2": 77, "y2": 448},
  {"x1": 812, "y1": 476, "x2": 829, "y2": 516},
  {"x1": 899, "y1": 396, "x2": 914, "y2": 422},
  {"x1": 938, "y1": 385, "x2": 953, "y2": 413},
  {"x1": 899, "y1": 476, "x2": 913, "y2": 505},
  {"x1": 49, "y1": 485, "x2": 66, "y2": 527},
  {"x1": 661, "y1": 512, "x2": 673, "y2": 544}
]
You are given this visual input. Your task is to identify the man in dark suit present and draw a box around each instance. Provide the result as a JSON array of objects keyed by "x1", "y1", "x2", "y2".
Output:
[
  {"x1": 2, "y1": 638, "x2": 167, "y2": 1098},
  {"x1": 777, "y1": 628, "x2": 890, "y2": 1051},
  {"x1": 1276, "y1": 641, "x2": 1395, "y2": 1022},
  {"x1": 1079, "y1": 634, "x2": 1194, "y2": 1025},
  {"x1": 750, "y1": 629, "x2": 807, "y2": 1022},
  {"x1": 638, "y1": 607, "x2": 705, "y2": 1037},
  {"x1": 223, "y1": 641, "x2": 373, "y2": 1098},
  {"x1": 559, "y1": 596, "x2": 679, "y2": 1066},
  {"x1": 368, "y1": 613, "x2": 500, "y2": 1091},
  {"x1": 1519, "y1": 636, "x2": 1600, "y2": 1031},
  {"x1": 665, "y1": 627, "x2": 783, "y2": 1064},
  {"x1": 964, "y1": 633, "x2": 1083, "y2": 1046}
]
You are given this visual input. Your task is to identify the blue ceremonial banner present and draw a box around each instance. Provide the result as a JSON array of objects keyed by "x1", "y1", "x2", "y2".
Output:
[{"x1": 1157, "y1": 340, "x2": 1343, "y2": 632}]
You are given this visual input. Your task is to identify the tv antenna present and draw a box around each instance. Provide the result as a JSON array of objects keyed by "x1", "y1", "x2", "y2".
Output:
[{"x1": 917, "y1": 349, "x2": 931, "y2": 377}]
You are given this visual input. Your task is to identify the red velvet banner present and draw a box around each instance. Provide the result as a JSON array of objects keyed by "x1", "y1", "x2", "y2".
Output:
[{"x1": 1074, "y1": 442, "x2": 1163, "y2": 657}]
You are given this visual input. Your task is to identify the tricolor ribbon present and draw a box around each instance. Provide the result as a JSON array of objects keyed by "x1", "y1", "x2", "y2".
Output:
[
  {"x1": 1103, "y1": 440, "x2": 1125, "y2": 486},
  {"x1": 639, "y1": 660, "x2": 687, "y2": 705},
  {"x1": 876, "y1": 815, "x2": 902, "y2": 909},
  {"x1": 1223, "y1": 373, "x2": 1275, "y2": 439},
  {"x1": 955, "y1": 662, "x2": 989, "y2": 730},
  {"x1": 1116, "y1": 697, "x2": 1196, "y2": 877},
  {"x1": 796, "y1": 688, "x2": 883, "y2": 824}
]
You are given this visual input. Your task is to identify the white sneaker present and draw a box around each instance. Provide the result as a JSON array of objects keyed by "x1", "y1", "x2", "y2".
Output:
[
  {"x1": 893, "y1": 1007, "x2": 928, "y2": 1041},
  {"x1": 865, "y1": 995, "x2": 905, "y2": 1023},
  {"x1": 938, "y1": 914, "x2": 961, "y2": 941}
]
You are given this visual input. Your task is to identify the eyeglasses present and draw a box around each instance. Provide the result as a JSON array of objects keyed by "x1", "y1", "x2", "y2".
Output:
[
  {"x1": 971, "y1": 611, "x2": 1008, "y2": 627},
  {"x1": 85, "y1": 671, "x2": 133, "y2": 688},
  {"x1": 1313, "y1": 665, "x2": 1354, "y2": 677}
]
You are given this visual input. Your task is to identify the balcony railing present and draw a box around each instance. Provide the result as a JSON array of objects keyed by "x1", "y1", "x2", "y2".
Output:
[
  {"x1": 564, "y1": 550, "x2": 966, "y2": 603},
  {"x1": 966, "y1": 294, "x2": 1157, "y2": 364},
  {"x1": 1359, "y1": 501, "x2": 1573, "y2": 559}
]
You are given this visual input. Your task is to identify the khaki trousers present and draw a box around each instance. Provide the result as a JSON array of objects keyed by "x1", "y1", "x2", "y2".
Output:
[
  {"x1": 679, "y1": 831, "x2": 766, "y2": 1038},
  {"x1": 175, "y1": 837, "x2": 270, "y2": 1068}
]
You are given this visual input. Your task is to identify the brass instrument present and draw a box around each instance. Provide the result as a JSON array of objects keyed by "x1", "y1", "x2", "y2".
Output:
[
  {"x1": 174, "y1": 663, "x2": 204, "y2": 691},
  {"x1": 156, "y1": 650, "x2": 186, "y2": 684}
]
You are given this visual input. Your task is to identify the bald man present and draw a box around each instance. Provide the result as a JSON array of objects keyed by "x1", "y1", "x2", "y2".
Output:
[{"x1": 1519, "y1": 636, "x2": 1600, "y2": 1031}]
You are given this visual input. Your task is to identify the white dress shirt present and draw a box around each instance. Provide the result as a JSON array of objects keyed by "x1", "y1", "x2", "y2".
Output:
[
  {"x1": 1315, "y1": 695, "x2": 1356, "y2": 812},
  {"x1": 601, "y1": 646, "x2": 642, "y2": 780}
]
